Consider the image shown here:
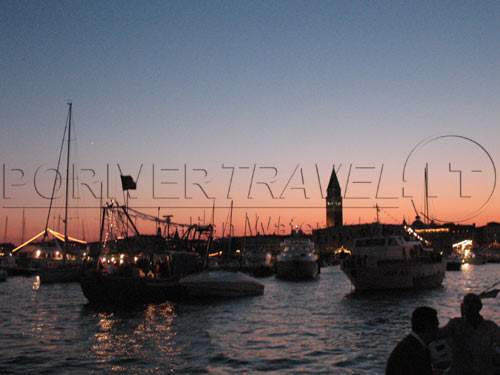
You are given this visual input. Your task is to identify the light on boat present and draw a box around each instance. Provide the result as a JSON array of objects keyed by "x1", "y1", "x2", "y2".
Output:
[
  {"x1": 101, "y1": 256, "x2": 107, "y2": 263},
  {"x1": 119, "y1": 259, "x2": 124, "y2": 265},
  {"x1": 35, "y1": 249, "x2": 42, "y2": 258},
  {"x1": 120, "y1": 254, "x2": 125, "y2": 259},
  {"x1": 111, "y1": 256, "x2": 116, "y2": 263},
  {"x1": 133, "y1": 256, "x2": 138, "y2": 263}
]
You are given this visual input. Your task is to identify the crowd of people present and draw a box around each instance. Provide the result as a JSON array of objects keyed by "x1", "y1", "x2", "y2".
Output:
[{"x1": 386, "y1": 293, "x2": 500, "y2": 375}]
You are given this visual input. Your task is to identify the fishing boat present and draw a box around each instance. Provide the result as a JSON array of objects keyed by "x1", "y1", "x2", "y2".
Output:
[
  {"x1": 81, "y1": 200, "x2": 225, "y2": 305},
  {"x1": 276, "y1": 232, "x2": 320, "y2": 281},
  {"x1": 341, "y1": 230, "x2": 445, "y2": 291},
  {"x1": 80, "y1": 234, "x2": 206, "y2": 305},
  {"x1": 81, "y1": 200, "x2": 266, "y2": 306},
  {"x1": 80, "y1": 202, "x2": 212, "y2": 306}
]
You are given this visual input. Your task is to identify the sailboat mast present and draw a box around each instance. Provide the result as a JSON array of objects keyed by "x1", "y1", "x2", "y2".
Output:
[
  {"x1": 424, "y1": 163, "x2": 429, "y2": 225},
  {"x1": 21, "y1": 209, "x2": 25, "y2": 243},
  {"x1": 3, "y1": 216, "x2": 8, "y2": 243},
  {"x1": 227, "y1": 200, "x2": 233, "y2": 257},
  {"x1": 64, "y1": 102, "x2": 72, "y2": 247}
]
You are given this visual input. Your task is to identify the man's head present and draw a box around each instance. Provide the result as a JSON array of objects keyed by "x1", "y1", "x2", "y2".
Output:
[
  {"x1": 461, "y1": 293, "x2": 482, "y2": 321},
  {"x1": 411, "y1": 306, "x2": 439, "y2": 343}
]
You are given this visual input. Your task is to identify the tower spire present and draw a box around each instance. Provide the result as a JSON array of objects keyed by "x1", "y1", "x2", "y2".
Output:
[{"x1": 326, "y1": 166, "x2": 343, "y2": 227}]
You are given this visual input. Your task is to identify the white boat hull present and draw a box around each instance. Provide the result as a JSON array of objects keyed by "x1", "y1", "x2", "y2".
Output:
[
  {"x1": 179, "y1": 271, "x2": 264, "y2": 298},
  {"x1": 341, "y1": 260, "x2": 445, "y2": 291}
]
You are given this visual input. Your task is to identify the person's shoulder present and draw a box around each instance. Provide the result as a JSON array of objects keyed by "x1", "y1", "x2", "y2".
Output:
[
  {"x1": 393, "y1": 334, "x2": 421, "y2": 352},
  {"x1": 482, "y1": 319, "x2": 500, "y2": 329},
  {"x1": 442, "y1": 317, "x2": 462, "y2": 329}
]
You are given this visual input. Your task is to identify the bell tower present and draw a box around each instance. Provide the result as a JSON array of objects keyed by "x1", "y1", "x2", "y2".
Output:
[{"x1": 326, "y1": 167, "x2": 343, "y2": 227}]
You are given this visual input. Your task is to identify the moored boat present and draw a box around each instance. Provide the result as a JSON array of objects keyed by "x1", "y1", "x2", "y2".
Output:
[
  {"x1": 179, "y1": 270, "x2": 264, "y2": 299},
  {"x1": 80, "y1": 245, "x2": 202, "y2": 306},
  {"x1": 341, "y1": 233, "x2": 445, "y2": 291},
  {"x1": 241, "y1": 248, "x2": 274, "y2": 277},
  {"x1": 276, "y1": 234, "x2": 320, "y2": 281},
  {"x1": 80, "y1": 216, "x2": 214, "y2": 306}
]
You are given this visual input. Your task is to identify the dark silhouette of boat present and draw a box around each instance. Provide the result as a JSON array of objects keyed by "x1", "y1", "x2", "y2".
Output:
[{"x1": 80, "y1": 218, "x2": 212, "y2": 306}]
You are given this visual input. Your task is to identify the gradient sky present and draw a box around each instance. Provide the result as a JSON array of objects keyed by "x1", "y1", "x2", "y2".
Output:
[{"x1": 1, "y1": 1, "x2": 500, "y2": 242}]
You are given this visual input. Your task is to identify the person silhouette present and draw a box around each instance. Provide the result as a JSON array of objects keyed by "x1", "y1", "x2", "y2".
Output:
[
  {"x1": 439, "y1": 293, "x2": 500, "y2": 375},
  {"x1": 386, "y1": 306, "x2": 439, "y2": 375}
]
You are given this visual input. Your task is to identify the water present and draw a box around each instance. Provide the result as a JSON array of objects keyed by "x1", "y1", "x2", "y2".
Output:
[{"x1": 1, "y1": 264, "x2": 498, "y2": 374}]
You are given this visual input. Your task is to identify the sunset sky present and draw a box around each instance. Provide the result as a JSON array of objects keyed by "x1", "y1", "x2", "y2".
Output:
[{"x1": 1, "y1": 1, "x2": 500, "y2": 243}]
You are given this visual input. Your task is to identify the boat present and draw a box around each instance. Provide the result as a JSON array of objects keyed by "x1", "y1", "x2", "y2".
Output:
[
  {"x1": 240, "y1": 248, "x2": 274, "y2": 277},
  {"x1": 10, "y1": 229, "x2": 86, "y2": 282},
  {"x1": 179, "y1": 270, "x2": 264, "y2": 299},
  {"x1": 80, "y1": 201, "x2": 219, "y2": 306},
  {"x1": 10, "y1": 103, "x2": 87, "y2": 283},
  {"x1": 80, "y1": 234, "x2": 205, "y2": 306},
  {"x1": 275, "y1": 233, "x2": 320, "y2": 281},
  {"x1": 341, "y1": 232, "x2": 445, "y2": 291},
  {"x1": 0, "y1": 250, "x2": 33, "y2": 276},
  {"x1": 445, "y1": 254, "x2": 462, "y2": 271}
]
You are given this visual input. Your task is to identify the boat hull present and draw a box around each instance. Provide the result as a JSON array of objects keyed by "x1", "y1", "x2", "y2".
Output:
[
  {"x1": 341, "y1": 260, "x2": 445, "y2": 291},
  {"x1": 179, "y1": 271, "x2": 264, "y2": 298},
  {"x1": 276, "y1": 260, "x2": 319, "y2": 281},
  {"x1": 240, "y1": 264, "x2": 274, "y2": 277},
  {"x1": 80, "y1": 271, "x2": 183, "y2": 306},
  {"x1": 39, "y1": 266, "x2": 81, "y2": 284}
]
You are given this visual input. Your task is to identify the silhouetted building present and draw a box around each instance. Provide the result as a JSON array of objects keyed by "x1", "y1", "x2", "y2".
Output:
[{"x1": 326, "y1": 167, "x2": 343, "y2": 228}]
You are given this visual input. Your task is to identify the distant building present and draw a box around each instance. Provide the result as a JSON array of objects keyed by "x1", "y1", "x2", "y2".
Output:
[{"x1": 326, "y1": 167, "x2": 343, "y2": 227}]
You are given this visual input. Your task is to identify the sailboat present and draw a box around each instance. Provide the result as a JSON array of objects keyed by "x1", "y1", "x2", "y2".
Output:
[{"x1": 11, "y1": 103, "x2": 87, "y2": 283}]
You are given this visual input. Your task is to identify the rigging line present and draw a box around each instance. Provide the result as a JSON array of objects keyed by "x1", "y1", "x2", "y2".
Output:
[{"x1": 43, "y1": 109, "x2": 70, "y2": 239}]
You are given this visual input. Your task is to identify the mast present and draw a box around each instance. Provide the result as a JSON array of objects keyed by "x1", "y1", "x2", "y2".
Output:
[
  {"x1": 227, "y1": 200, "x2": 233, "y2": 257},
  {"x1": 3, "y1": 216, "x2": 8, "y2": 243},
  {"x1": 425, "y1": 163, "x2": 430, "y2": 225},
  {"x1": 64, "y1": 102, "x2": 72, "y2": 247},
  {"x1": 211, "y1": 200, "x2": 215, "y2": 226},
  {"x1": 98, "y1": 182, "x2": 103, "y2": 239},
  {"x1": 21, "y1": 209, "x2": 25, "y2": 243}
]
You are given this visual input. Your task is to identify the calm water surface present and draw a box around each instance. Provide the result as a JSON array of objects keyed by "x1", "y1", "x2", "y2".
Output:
[{"x1": 1, "y1": 264, "x2": 499, "y2": 374}]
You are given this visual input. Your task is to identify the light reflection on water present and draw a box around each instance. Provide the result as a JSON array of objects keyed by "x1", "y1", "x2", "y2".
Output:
[{"x1": 0, "y1": 265, "x2": 498, "y2": 374}]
